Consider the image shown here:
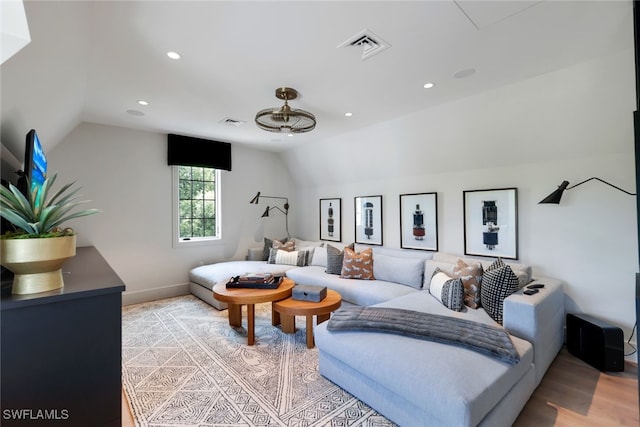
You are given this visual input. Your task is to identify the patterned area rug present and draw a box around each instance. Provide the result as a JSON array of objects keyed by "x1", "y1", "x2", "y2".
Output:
[{"x1": 122, "y1": 295, "x2": 396, "y2": 426}]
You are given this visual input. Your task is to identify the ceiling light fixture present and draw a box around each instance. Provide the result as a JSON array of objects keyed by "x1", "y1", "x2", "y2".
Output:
[
  {"x1": 167, "y1": 51, "x2": 181, "y2": 60},
  {"x1": 423, "y1": 82, "x2": 435, "y2": 89},
  {"x1": 345, "y1": 112, "x2": 353, "y2": 117},
  {"x1": 255, "y1": 87, "x2": 316, "y2": 134},
  {"x1": 137, "y1": 100, "x2": 148, "y2": 106}
]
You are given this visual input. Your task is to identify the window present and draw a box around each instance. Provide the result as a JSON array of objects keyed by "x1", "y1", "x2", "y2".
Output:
[{"x1": 173, "y1": 165, "x2": 220, "y2": 245}]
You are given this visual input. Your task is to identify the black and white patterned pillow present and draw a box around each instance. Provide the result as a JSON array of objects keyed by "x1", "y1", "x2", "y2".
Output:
[
  {"x1": 429, "y1": 270, "x2": 465, "y2": 311},
  {"x1": 481, "y1": 259, "x2": 519, "y2": 324}
]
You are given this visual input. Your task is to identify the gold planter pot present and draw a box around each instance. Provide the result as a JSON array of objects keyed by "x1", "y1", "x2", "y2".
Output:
[{"x1": 1, "y1": 235, "x2": 76, "y2": 295}]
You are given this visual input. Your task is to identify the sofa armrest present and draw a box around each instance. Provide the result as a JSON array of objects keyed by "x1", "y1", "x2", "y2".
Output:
[{"x1": 502, "y1": 278, "x2": 564, "y2": 385}]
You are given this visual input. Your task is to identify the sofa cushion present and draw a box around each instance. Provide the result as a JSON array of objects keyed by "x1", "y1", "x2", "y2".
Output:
[
  {"x1": 451, "y1": 259, "x2": 483, "y2": 309},
  {"x1": 292, "y1": 238, "x2": 324, "y2": 248},
  {"x1": 326, "y1": 243, "x2": 354, "y2": 275},
  {"x1": 481, "y1": 259, "x2": 520, "y2": 324},
  {"x1": 423, "y1": 259, "x2": 456, "y2": 286},
  {"x1": 372, "y1": 253, "x2": 425, "y2": 289},
  {"x1": 310, "y1": 245, "x2": 328, "y2": 267},
  {"x1": 341, "y1": 247, "x2": 374, "y2": 280},
  {"x1": 429, "y1": 270, "x2": 464, "y2": 311},
  {"x1": 286, "y1": 266, "x2": 418, "y2": 306}
]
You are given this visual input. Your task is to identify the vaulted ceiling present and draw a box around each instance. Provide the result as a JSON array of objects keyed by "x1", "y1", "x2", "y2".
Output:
[{"x1": 1, "y1": 1, "x2": 634, "y2": 160}]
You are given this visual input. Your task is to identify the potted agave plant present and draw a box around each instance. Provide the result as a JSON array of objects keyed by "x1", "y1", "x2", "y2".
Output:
[{"x1": 0, "y1": 173, "x2": 100, "y2": 294}]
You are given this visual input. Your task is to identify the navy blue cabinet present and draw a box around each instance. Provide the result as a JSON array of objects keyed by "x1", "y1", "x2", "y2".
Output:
[{"x1": 1, "y1": 246, "x2": 125, "y2": 426}]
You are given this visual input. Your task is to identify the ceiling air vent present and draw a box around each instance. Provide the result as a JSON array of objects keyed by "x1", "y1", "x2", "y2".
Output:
[
  {"x1": 337, "y1": 29, "x2": 391, "y2": 61},
  {"x1": 219, "y1": 117, "x2": 246, "y2": 127}
]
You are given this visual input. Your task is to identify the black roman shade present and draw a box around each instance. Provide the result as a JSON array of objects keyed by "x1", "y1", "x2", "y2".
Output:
[{"x1": 167, "y1": 133, "x2": 232, "y2": 171}]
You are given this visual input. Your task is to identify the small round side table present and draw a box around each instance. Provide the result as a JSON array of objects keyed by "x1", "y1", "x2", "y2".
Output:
[{"x1": 272, "y1": 289, "x2": 342, "y2": 348}]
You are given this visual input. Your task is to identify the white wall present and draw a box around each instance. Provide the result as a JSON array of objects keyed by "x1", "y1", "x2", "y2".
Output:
[
  {"x1": 47, "y1": 123, "x2": 294, "y2": 304},
  {"x1": 283, "y1": 49, "x2": 639, "y2": 343}
]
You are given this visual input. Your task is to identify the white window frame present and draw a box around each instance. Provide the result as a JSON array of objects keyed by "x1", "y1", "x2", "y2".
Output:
[{"x1": 172, "y1": 165, "x2": 222, "y2": 248}]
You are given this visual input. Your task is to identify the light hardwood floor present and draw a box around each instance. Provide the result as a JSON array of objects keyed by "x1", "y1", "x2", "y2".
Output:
[{"x1": 122, "y1": 347, "x2": 639, "y2": 426}]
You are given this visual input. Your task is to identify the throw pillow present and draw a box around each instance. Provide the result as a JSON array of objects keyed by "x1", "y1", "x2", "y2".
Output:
[
  {"x1": 481, "y1": 260, "x2": 520, "y2": 324},
  {"x1": 429, "y1": 270, "x2": 465, "y2": 311},
  {"x1": 326, "y1": 243, "x2": 354, "y2": 275},
  {"x1": 451, "y1": 259, "x2": 483, "y2": 309},
  {"x1": 488, "y1": 257, "x2": 505, "y2": 270},
  {"x1": 263, "y1": 237, "x2": 289, "y2": 260},
  {"x1": 485, "y1": 257, "x2": 530, "y2": 287},
  {"x1": 268, "y1": 248, "x2": 306, "y2": 266},
  {"x1": 272, "y1": 239, "x2": 295, "y2": 252},
  {"x1": 296, "y1": 243, "x2": 322, "y2": 266},
  {"x1": 341, "y1": 247, "x2": 374, "y2": 280}
]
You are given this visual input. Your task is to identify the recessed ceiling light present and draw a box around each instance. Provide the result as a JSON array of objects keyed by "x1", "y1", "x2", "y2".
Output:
[
  {"x1": 137, "y1": 100, "x2": 148, "y2": 106},
  {"x1": 423, "y1": 82, "x2": 435, "y2": 89},
  {"x1": 126, "y1": 109, "x2": 144, "y2": 117},
  {"x1": 345, "y1": 112, "x2": 353, "y2": 117},
  {"x1": 167, "y1": 51, "x2": 181, "y2": 60},
  {"x1": 454, "y1": 68, "x2": 476, "y2": 79}
]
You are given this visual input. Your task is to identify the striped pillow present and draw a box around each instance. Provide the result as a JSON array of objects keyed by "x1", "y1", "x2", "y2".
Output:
[{"x1": 268, "y1": 248, "x2": 306, "y2": 266}]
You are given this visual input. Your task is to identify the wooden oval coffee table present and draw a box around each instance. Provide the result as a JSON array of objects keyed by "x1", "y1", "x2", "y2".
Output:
[
  {"x1": 272, "y1": 289, "x2": 342, "y2": 348},
  {"x1": 213, "y1": 277, "x2": 294, "y2": 345}
]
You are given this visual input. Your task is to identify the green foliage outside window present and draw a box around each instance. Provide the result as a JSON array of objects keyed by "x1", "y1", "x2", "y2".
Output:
[{"x1": 178, "y1": 166, "x2": 217, "y2": 239}]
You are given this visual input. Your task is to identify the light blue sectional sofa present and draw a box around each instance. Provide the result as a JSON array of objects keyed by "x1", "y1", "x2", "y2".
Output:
[{"x1": 189, "y1": 239, "x2": 565, "y2": 427}]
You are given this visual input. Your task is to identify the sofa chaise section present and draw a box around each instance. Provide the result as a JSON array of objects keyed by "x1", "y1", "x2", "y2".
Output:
[{"x1": 314, "y1": 278, "x2": 564, "y2": 426}]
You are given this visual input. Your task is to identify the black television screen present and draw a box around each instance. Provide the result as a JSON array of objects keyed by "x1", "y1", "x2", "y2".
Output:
[{"x1": 23, "y1": 129, "x2": 47, "y2": 200}]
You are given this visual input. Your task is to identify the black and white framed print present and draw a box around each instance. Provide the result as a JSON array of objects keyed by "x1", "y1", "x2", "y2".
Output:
[
  {"x1": 354, "y1": 195, "x2": 383, "y2": 245},
  {"x1": 400, "y1": 192, "x2": 438, "y2": 251},
  {"x1": 319, "y1": 198, "x2": 341, "y2": 241},
  {"x1": 463, "y1": 188, "x2": 518, "y2": 259}
]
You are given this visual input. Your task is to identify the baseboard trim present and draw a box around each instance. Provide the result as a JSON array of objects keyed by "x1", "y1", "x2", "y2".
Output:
[{"x1": 122, "y1": 283, "x2": 190, "y2": 306}]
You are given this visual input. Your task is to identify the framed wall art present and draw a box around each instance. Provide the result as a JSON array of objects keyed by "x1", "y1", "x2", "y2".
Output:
[
  {"x1": 399, "y1": 192, "x2": 438, "y2": 251},
  {"x1": 354, "y1": 195, "x2": 383, "y2": 245},
  {"x1": 319, "y1": 198, "x2": 341, "y2": 241},
  {"x1": 463, "y1": 187, "x2": 518, "y2": 259}
]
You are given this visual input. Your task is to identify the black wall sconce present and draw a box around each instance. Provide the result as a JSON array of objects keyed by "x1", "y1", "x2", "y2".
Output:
[
  {"x1": 250, "y1": 192, "x2": 290, "y2": 237},
  {"x1": 539, "y1": 177, "x2": 636, "y2": 204}
]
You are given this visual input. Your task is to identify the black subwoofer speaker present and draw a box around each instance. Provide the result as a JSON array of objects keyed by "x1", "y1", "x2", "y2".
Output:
[{"x1": 566, "y1": 313, "x2": 624, "y2": 372}]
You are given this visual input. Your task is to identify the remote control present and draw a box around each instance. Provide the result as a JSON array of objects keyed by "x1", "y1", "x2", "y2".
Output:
[{"x1": 527, "y1": 283, "x2": 545, "y2": 289}]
